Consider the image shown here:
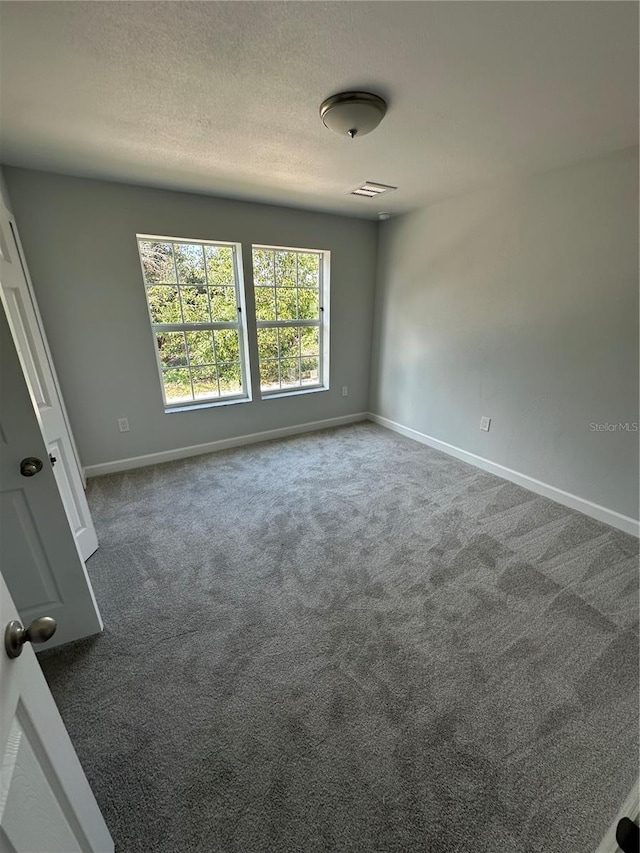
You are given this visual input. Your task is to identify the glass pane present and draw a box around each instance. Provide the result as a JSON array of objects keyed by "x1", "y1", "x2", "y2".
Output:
[
  {"x1": 297, "y1": 253, "x2": 319, "y2": 288},
  {"x1": 278, "y1": 327, "x2": 299, "y2": 360},
  {"x1": 300, "y1": 326, "x2": 319, "y2": 356},
  {"x1": 259, "y1": 359, "x2": 280, "y2": 391},
  {"x1": 301, "y1": 357, "x2": 319, "y2": 385},
  {"x1": 191, "y1": 366, "x2": 219, "y2": 400},
  {"x1": 157, "y1": 332, "x2": 187, "y2": 368},
  {"x1": 205, "y1": 246, "x2": 235, "y2": 287},
  {"x1": 214, "y1": 329, "x2": 240, "y2": 363},
  {"x1": 147, "y1": 286, "x2": 181, "y2": 324},
  {"x1": 210, "y1": 287, "x2": 237, "y2": 322},
  {"x1": 162, "y1": 368, "x2": 192, "y2": 403},
  {"x1": 298, "y1": 289, "x2": 319, "y2": 320},
  {"x1": 186, "y1": 330, "x2": 215, "y2": 366},
  {"x1": 275, "y1": 251, "x2": 297, "y2": 287},
  {"x1": 139, "y1": 241, "x2": 176, "y2": 283},
  {"x1": 180, "y1": 286, "x2": 211, "y2": 323},
  {"x1": 252, "y1": 248, "x2": 274, "y2": 286},
  {"x1": 257, "y1": 328, "x2": 278, "y2": 360},
  {"x1": 280, "y1": 358, "x2": 300, "y2": 388},
  {"x1": 218, "y1": 363, "x2": 242, "y2": 396},
  {"x1": 254, "y1": 287, "x2": 276, "y2": 321},
  {"x1": 276, "y1": 288, "x2": 297, "y2": 321},
  {"x1": 174, "y1": 243, "x2": 205, "y2": 284}
]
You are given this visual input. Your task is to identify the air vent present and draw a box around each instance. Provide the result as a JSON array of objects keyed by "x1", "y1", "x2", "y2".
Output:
[{"x1": 350, "y1": 181, "x2": 397, "y2": 198}]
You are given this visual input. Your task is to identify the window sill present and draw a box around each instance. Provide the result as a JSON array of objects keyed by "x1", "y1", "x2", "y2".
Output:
[
  {"x1": 164, "y1": 395, "x2": 251, "y2": 414},
  {"x1": 261, "y1": 385, "x2": 328, "y2": 401}
]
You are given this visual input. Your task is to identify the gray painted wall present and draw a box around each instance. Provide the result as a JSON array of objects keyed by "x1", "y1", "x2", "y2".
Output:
[
  {"x1": 370, "y1": 147, "x2": 639, "y2": 520},
  {"x1": 5, "y1": 151, "x2": 638, "y2": 520},
  {"x1": 4, "y1": 168, "x2": 377, "y2": 467}
]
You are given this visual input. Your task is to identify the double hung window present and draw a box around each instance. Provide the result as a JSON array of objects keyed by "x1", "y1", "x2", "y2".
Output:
[
  {"x1": 252, "y1": 246, "x2": 328, "y2": 395},
  {"x1": 137, "y1": 236, "x2": 329, "y2": 410},
  {"x1": 138, "y1": 236, "x2": 249, "y2": 408}
]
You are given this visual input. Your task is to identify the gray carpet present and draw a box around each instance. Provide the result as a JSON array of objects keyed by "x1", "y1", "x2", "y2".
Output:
[{"x1": 39, "y1": 422, "x2": 639, "y2": 853}]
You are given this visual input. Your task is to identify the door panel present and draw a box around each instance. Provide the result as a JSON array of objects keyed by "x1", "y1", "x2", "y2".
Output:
[
  {"x1": 0, "y1": 193, "x2": 98, "y2": 562},
  {"x1": 3, "y1": 711, "x2": 84, "y2": 852},
  {"x1": 0, "y1": 490, "x2": 62, "y2": 613},
  {"x1": 4, "y1": 282, "x2": 51, "y2": 410},
  {"x1": 0, "y1": 574, "x2": 114, "y2": 853},
  {"x1": 0, "y1": 301, "x2": 102, "y2": 647}
]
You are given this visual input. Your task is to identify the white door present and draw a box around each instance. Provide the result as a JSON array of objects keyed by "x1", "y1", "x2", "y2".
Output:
[
  {"x1": 0, "y1": 298, "x2": 103, "y2": 647},
  {"x1": 0, "y1": 187, "x2": 98, "y2": 562},
  {"x1": 0, "y1": 572, "x2": 114, "y2": 853}
]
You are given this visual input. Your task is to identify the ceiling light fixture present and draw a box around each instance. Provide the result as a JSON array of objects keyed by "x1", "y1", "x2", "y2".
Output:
[{"x1": 320, "y1": 91, "x2": 387, "y2": 139}]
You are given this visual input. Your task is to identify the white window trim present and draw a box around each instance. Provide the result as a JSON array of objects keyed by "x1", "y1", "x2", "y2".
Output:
[
  {"x1": 137, "y1": 234, "x2": 252, "y2": 412},
  {"x1": 252, "y1": 245, "x2": 330, "y2": 398}
]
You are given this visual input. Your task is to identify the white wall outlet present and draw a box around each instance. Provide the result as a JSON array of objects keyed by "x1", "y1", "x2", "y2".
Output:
[
  {"x1": 480, "y1": 416, "x2": 491, "y2": 432},
  {"x1": 341, "y1": 386, "x2": 348, "y2": 397},
  {"x1": 118, "y1": 417, "x2": 130, "y2": 433}
]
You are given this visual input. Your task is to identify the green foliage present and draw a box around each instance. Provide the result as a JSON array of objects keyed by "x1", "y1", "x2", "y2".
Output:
[
  {"x1": 180, "y1": 287, "x2": 211, "y2": 323},
  {"x1": 174, "y1": 243, "x2": 205, "y2": 284},
  {"x1": 255, "y1": 287, "x2": 276, "y2": 321},
  {"x1": 147, "y1": 286, "x2": 181, "y2": 323},
  {"x1": 185, "y1": 331, "x2": 214, "y2": 364},
  {"x1": 206, "y1": 246, "x2": 234, "y2": 286},
  {"x1": 252, "y1": 248, "x2": 273, "y2": 285},
  {"x1": 139, "y1": 239, "x2": 242, "y2": 402},
  {"x1": 156, "y1": 328, "x2": 243, "y2": 400},
  {"x1": 139, "y1": 241, "x2": 322, "y2": 401},
  {"x1": 251, "y1": 248, "x2": 321, "y2": 390},
  {"x1": 140, "y1": 240, "x2": 236, "y2": 293},
  {"x1": 251, "y1": 249, "x2": 320, "y2": 322},
  {"x1": 254, "y1": 325, "x2": 320, "y2": 391},
  {"x1": 209, "y1": 287, "x2": 237, "y2": 321},
  {"x1": 298, "y1": 253, "x2": 320, "y2": 287},
  {"x1": 139, "y1": 241, "x2": 175, "y2": 283},
  {"x1": 281, "y1": 358, "x2": 299, "y2": 386},
  {"x1": 275, "y1": 251, "x2": 296, "y2": 287},
  {"x1": 301, "y1": 326, "x2": 319, "y2": 356}
]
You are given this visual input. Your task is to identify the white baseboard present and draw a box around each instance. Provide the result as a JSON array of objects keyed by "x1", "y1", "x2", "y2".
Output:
[
  {"x1": 84, "y1": 412, "x2": 368, "y2": 478},
  {"x1": 368, "y1": 413, "x2": 640, "y2": 537}
]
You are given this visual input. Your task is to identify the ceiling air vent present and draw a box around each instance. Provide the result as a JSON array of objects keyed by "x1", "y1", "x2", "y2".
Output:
[{"x1": 350, "y1": 181, "x2": 397, "y2": 199}]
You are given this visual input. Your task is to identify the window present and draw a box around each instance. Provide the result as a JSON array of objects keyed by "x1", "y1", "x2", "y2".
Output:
[
  {"x1": 137, "y1": 236, "x2": 250, "y2": 409},
  {"x1": 252, "y1": 246, "x2": 329, "y2": 396}
]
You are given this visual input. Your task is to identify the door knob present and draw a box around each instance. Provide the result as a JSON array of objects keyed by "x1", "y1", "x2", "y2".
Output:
[
  {"x1": 616, "y1": 817, "x2": 640, "y2": 853},
  {"x1": 20, "y1": 456, "x2": 43, "y2": 477},
  {"x1": 4, "y1": 616, "x2": 57, "y2": 659}
]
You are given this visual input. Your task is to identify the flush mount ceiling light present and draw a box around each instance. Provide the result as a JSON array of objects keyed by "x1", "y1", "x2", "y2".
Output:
[{"x1": 320, "y1": 91, "x2": 387, "y2": 139}]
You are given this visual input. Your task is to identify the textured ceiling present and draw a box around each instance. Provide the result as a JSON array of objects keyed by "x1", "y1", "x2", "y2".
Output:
[{"x1": 0, "y1": 1, "x2": 637, "y2": 218}]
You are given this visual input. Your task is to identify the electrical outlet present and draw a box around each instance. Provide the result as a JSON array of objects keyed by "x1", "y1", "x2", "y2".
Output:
[
  {"x1": 480, "y1": 416, "x2": 491, "y2": 432},
  {"x1": 341, "y1": 386, "x2": 348, "y2": 397},
  {"x1": 118, "y1": 418, "x2": 130, "y2": 433}
]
